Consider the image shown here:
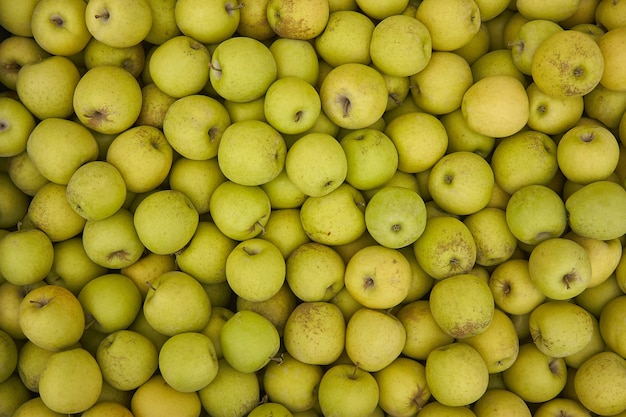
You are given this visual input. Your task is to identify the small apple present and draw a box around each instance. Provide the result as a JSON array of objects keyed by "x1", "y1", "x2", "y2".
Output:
[
  {"x1": 269, "y1": 38, "x2": 319, "y2": 85},
  {"x1": 83, "y1": 38, "x2": 146, "y2": 78},
  {"x1": 0, "y1": 96, "x2": 36, "y2": 158},
  {"x1": 415, "y1": 0, "x2": 481, "y2": 51},
  {"x1": 464, "y1": 207, "x2": 517, "y2": 267},
  {"x1": 314, "y1": 10, "x2": 375, "y2": 67},
  {"x1": 0, "y1": 228, "x2": 54, "y2": 286},
  {"x1": 439, "y1": 108, "x2": 495, "y2": 158},
  {"x1": 174, "y1": 0, "x2": 242, "y2": 44},
  {"x1": 489, "y1": 259, "x2": 546, "y2": 315},
  {"x1": 509, "y1": 19, "x2": 563, "y2": 75},
  {"x1": 0, "y1": 36, "x2": 50, "y2": 91},
  {"x1": 85, "y1": 0, "x2": 153, "y2": 48},
  {"x1": 263, "y1": 77, "x2": 321, "y2": 135},
  {"x1": 286, "y1": 242, "x2": 345, "y2": 302},
  {"x1": 266, "y1": 0, "x2": 330, "y2": 40},
  {"x1": 396, "y1": 300, "x2": 454, "y2": 361},
  {"x1": 374, "y1": 356, "x2": 430, "y2": 417},
  {"x1": 526, "y1": 82, "x2": 585, "y2": 135},
  {"x1": 258, "y1": 207, "x2": 311, "y2": 259},
  {"x1": 317, "y1": 364, "x2": 380, "y2": 417}
]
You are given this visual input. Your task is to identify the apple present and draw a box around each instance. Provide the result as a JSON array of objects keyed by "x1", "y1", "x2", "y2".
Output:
[
  {"x1": 83, "y1": 38, "x2": 146, "y2": 78},
  {"x1": 143, "y1": 0, "x2": 181, "y2": 45},
  {"x1": 248, "y1": 402, "x2": 294, "y2": 417},
  {"x1": 0, "y1": 281, "x2": 46, "y2": 340},
  {"x1": 0, "y1": 96, "x2": 36, "y2": 158},
  {"x1": 373, "y1": 356, "x2": 430, "y2": 417},
  {"x1": 235, "y1": 0, "x2": 274, "y2": 39},
  {"x1": 0, "y1": 228, "x2": 53, "y2": 286},
  {"x1": 516, "y1": 0, "x2": 579, "y2": 21},
  {"x1": 596, "y1": 0, "x2": 626, "y2": 30},
  {"x1": 464, "y1": 207, "x2": 517, "y2": 267},
  {"x1": 598, "y1": 27, "x2": 626, "y2": 92},
  {"x1": 12, "y1": 397, "x2": 69, "y2": 417},
  {"x1": 396, "y1": 300, "x2": 454, "y2": 361},
  {"x1": 526, "y1": 82, "x2": 585, "y2": 135},
  {"x1": 583, "y1": 83, "x2": 626, "y2": 129},
  {"x1": 425, "y1": 342, "x2": 489, "y2": 407},
  {"x1": 564, "y1": 312, "x2": 606, "y2": 370},
  {"x1": 489, "y1": 259, "x2": 546, "y2": 315},
  {"x1": 174, "y1": 0, "x2": 242, "y2": 44},
  {"x1": 509, "y1": 19, "x2": 563, "y2": 75},
  {"x1": 143, "y1": 270, "x2": 211, "y2": 336},
  {"x1": 283, "y1": 301, "x2": 345, "y2": 365},
  {"x1": 168, "y1": 158, "x2": 226, "y2": 215},
  {"x1": 470, "y1": 48, "x2": 528, "y2": 86},
  {"x1": 131, "y1": 375, "x2": 202, "y2": 417},
  {"x1": 136, "y1": 83, "x2": 176, "y2": 129},
  {"x1": 269, "y1": 38, "x2": 319, "y2": 85},
  {"x1": 565, "y1": 231, "x2": 622, "y2": 288},
  {"x1": 0, "y1": 174, "x2": 29, "y2": 229},
  {"x1": 417, "y1": 401, "x2": 478, "y2": 417},
  {"x1": 285, "y1": 242, "x2": 345, "y2": 302},
  {"x1": 574, "y1": 352, "x2": 626, "y2": 416},
  {"x1": 85, "y1": 0, "x2": 152, "y2": 48},
  {"x1": 575, "y1": 274, "x2": 623, "y2": 319},
  {"x1": 266, "y1": 0, "x2": 330, "y2": 40},
  {"x1": 314, "y1": 10, "x2": 374, "y2": 67},
  {"x1": 1, "y1": 36, "x2": 49, "y2": 88},
  {"x1": 0, "y1": 329, "x2": 17, "y2": 383},
  {"x1": 6, "y1": 152, "x2": 49, "y2": 198},
  {"x1": 81, "y1": 402, "x2": 135, "y2": 417},
  {"x1": 472, "y1": 389, "x2": 531, "y2": 417},
  {"x1": 0, "y1": 0, "x2": 39, "y2": 36},
  {"x1": 0, "y1": 373, "x2": 32, "y2": 417},
  {"x1": 317, "y1": 364, "x2": 380, "y2": 417},
  {"x1": 264, "y1": 77, "x2": 321, "y2": 135},
  {"x1": 453, "y1": 23, "x2": 490, "y2": 65},
  {"x1": 599, "y1": 295, "x2": 626, "y2": 358},
  {"x1": 439, "y1": 109, "x2": 495, "y2": 158},
  {"x1": 533, "y1": 398, "x2": 595, "y2": 417},
  {"x1": 415, "y1": 0, "x2": 481, "y2": 51},
  {"x1": 257, "y1": 207, "x2": 311, "y2": 259}
]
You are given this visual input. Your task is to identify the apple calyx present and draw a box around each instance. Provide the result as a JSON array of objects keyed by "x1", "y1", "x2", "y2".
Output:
[
  {"x1": 49, "y1": 14, "x2": 65, "y2": 28},
  {"x1": 83, "y1": 108, "x2": 111, "y2": 129},
  {"x1": 337, "y1": 96, "x2": 351, "y2": 118},
  {"x1": 362, "y1": 275, "x2": 375, "y2": 291},
  {"x1": 294, "y1": 110, "x2": 304, "y2": 123},
  {"x1": 580, "y1": 132, "x2": 595, "y2": 143}
]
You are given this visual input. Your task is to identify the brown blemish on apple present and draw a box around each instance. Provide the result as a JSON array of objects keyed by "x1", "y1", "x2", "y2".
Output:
[
  {"x1": 449, "y1": 320, "x2": 489, "y2": 338},
  {"x1": 83, "y1": 108, "x2": 111, "y2": 129},
  {"x1": 107, "y1": 249, "x2": 130, "y2": 263}
]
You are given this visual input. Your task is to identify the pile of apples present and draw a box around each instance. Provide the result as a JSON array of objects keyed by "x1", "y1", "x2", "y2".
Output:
[{"x1": 2, "y1": 0, "x2": 626, "y2": 416}]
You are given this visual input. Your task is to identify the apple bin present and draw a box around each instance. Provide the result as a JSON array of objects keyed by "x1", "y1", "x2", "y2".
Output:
[{"x1": 1, "y1": 0, "x2": 626, "y2": 416}]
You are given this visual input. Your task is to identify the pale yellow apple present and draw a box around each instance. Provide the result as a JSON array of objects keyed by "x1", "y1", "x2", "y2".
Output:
[
  {"x1": 266, "y1": 0, "x2": 330, "y2": 40},
  {"x1": 453, "y1": 23, "x2": 490, "y2": 65},
  {"x1": 489, "y1": 259, "x2": 546, "y2": 315},
  {"x1": 28, "y1": 182, "x2": 87, "y2": 242},
  {"x1": 599, "y1": 295, "x2": 626, "y2": 358},
  {"x1": 131, "y1": 375, "x2": 202, "y2": 417},
  {"x1": 415, "y1": 0, "x2": 482, "y2": 51},
  {"x1": 440, "y1": 109, "x2": 495, "y2": 158},
  {"x1": 583, "y1": 83, "x2": 626, "y2": 129},
  {"x1": 516, "y1": 0, "x2": 579, "y2": 21},
  {"x1": 471, "y1": 48, "x2": 528, "y2": 86},
  {"x1": 396, "y1": 300, "x2": 454, "y2": 361},
  {"x1": 526, "y1": 82, "x2": 585, "y2": 135},
  {"x1": 374, "y1": 356, "x2": 430, "y2": 417},
  {"x1": 598, "y1": 27, "x2": 626, "y2": 92},
  {"x1": 174, "y1": 0, "x2": 242, "y2": 44},
  {"x1": 472, "y1": 389, "x2": 531, "y2": 417},
  {"x1": 314, "y1": 10, "x2": 374, "y2": 67},
  {"x1": 574, "y1": 352, "x2": 626, "y2": 416},
  {"x1": 236, "y1": 0, "x2": 275, "y2": 40}
]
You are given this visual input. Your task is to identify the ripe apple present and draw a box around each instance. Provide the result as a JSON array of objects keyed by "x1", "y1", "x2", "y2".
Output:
[
  {"x1": 174, "y1": 0, "x2": 242, "y2": 44},
  {"x1": 471, "y1": 47, "x2": 528, "y2": 86},
  {"x1": 85, "y1": 0, "x2": 153, "y2": 48},
  {"x1": 0, "y1": 173, "x2": 28, "y2": 228},
  {"x1": 440, "y1": 109, "x2": 495, "y2": 158},
  {"x1": 0, "y1": 329, "x2": 17, "y2": 383},
  {"x1": 12, "y1": 396, "x2": 69, "y2": 417},
  {"x1": 314, "y1": 10, "x2": 374, "y2": 67},
  {"x1": 0, "y1": 373, "x2": 32, "y2": 417},
  {"x1": 83, "y1": 38, "x2": 146, "y2": 78},
  {"x1": 0, "y1": 0, "x2": 39, "y2": 36},
  {"x1": 488, "y1": 259, "x2": 546, "y2": 315},
  {"x1": 6, "y1": 152, "x2": 49, "y2": 198},
  {"x1": 416, "y1": 0, "x2": 481, "y2": 51},
  {"x1": 286, "y1": 242, "x2": 345, "y2": 302},
  {"x1": 0, "y1": 228, "x2": 53, "y2": 286},
  {"x1": 269, "y1": 38, "x2": 319, "y2": 84},
  {"x1": 143, "y1": 0, "x2": 181, "y2": 45},
  {"x1": 574, "y1": 352, "x2": 626, "y2": 416},
  {"x1": 266, "y1": 0, "x2": 330, "y2": 40},
  {"x1": 516, "y1": 0, "x2": 579, "y2": 21},
  {"x1": 136, "y1": 83, "x2": 176, "y2": 129},
  {"x1": 131, "y1": 375, "x2": 202, "y2": 417},
  {"x1": 317, "y1": 364, "x2": 380, "y2": 417},
  {"x1": 598, "y1": 27, "x2": 626, "y2": 92},
  {"x1": 168, "y1": 158, "x2": 227, "y2": 215},
  {"x1": 599, "y1": 295, "x2": 626, "y2": 358},
  {"x1": 534, "y1": 398, "x2": 595, "y2": 417},
  {"x1": 248, "y1": 402, "x2": 294, "y2": 417},
  {"x1": 396, "y1": 300, "x2": 454, "y2": 361},
  {"x1": 0, "y1": 35, "x2": 49, "y2": 91},
  {"x1": 464, "y1": 207, "x2": 517, "y2": 267},
  {"x1": 583, "y1": 83, "x2": 626, "y2": 129},
  {"x1": 510, "y1": 19, "x2": 563, "y2": 75},
  {"x1": 0, "y1": 97, "x2": 36, "y2": 158},
  {"x1": 373, "y1": 356, "x2": 430, "y2": 417},
  {"x1": 264, "y1": 77, "x2": 321, "y2": 135},
  {"x1": 0, "y1": 281, "x2": 46, "y2": 340},
  {"x1": 81, "y1": 401, "x2": 135, "y2": 417},
  {"x1": 236, "y1": 0, "x2": 274, "y2": 40},
  {"x1": 259, "y1": 207, "x2": 311, "y2": 259},
  {"x1": 526, "y1": 82, "x2": 585, "y2": 135},
  {"x1": 472, "y1": 389, "x2": 531, "y2": 417}
]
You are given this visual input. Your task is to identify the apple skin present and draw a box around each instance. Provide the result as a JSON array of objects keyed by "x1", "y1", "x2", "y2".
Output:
[
  {"x1": 317, "y1": 364, "x2": 380, "y2": 417},
  {"x1": 0, "y1": 96, "x2": 36, "y2": 158},
  {"x1": 0, "y1": 228, "x2": 54, "y2": 286},
  {"x1": 266, "y1": 0, "x2": 330, "y2": 40},
  {"x1": 84, "y1": 0, "x2": 153, "y2": 48}
]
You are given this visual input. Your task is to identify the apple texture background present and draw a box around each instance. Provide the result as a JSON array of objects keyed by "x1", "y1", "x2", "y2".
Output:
[{"x1": 2, "y1": 0, "x2": 626, "y2": 416}]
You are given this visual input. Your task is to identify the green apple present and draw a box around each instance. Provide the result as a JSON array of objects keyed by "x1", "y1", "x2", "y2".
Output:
[
  {"x1": 575, "y1": 274, "x2": 623, "y2": 319},
  {"x1": 81, "y1": 401, "x2": 135, "y2": 417},
  {"x1": 0, "y1": 96, "x2": 36, "y2": 158},
  {"x1": 0, "y1": 329, "x2": 17, "y2": 383},
  {"x1": 384, "y1": 112, "x2": 448, "y2": 174},
  {"x1": 413, "y1": 216, "x2": 477, "y2": 280},
  {"x1": 425, "y1": 342, "x2": 489, "y2": 407},
  {"x1": 340, "y1": 128, "x2": 398, "y2": 192},
  {"x1": 38, "y1": 348, "x2": 102, "y2": 414},
  {"x1": 472, "y1": 389, "x2": 531, "y2": 417},
  {"x1": 299, "y1": 183, "x2": 366, "y2": 246},
  {"x1": 574, "y1": 352, "x2": 626, "y2": 416},
  {"x1": 197, "y1": 359, "x2": 260, "y2": 417},
  {"x1": 16, "y1": 57, "x2": 80, "y2": 120},
  {"x1": 133, "y1": 189, "x2": 199, "y2": 255},
  {"x1": 0, "y1": 35, "x2": 50, "y2": 91},
  {"x1": 396, "y1": 300, "x2": 454, "y2": 361},
  {"x1": 286, "y1": 242, "x2": 345, "y2": 302},
  {"x1": 510, "y1": 19, "x2": 563, "y2": 75},
  {"x1": 528, "y1": 238, "x2": 592, "y2": 300},
  {"x1": 345, "y1": 307, "x2": 406, "y2": 372},
  {"x1": 136, "y1": 83, "x2": 177, "y2": 129},
  {"x1": 429, "y1": 273, "x2": 494, "y2": 339},
  {"x1": 415, "y1": 0, "x2": 481, "y2": 51},
  {"x1": 143, "y1": 271, "x2": 211, "y2": 336},
  {"x1": 0, "y1": 172, "x2": 29, "y2": 228},
  {"x1": 596, "y1": 0, "x2": 626, "y2": 30},
  {"x1": 583, "y1": 82, "x2": 626, "y2": 130},
  {"x1": 471, "y1": 48, "x2": 528, "y2": 85},
  {"x1": 174, "y1": 0, "x2": 242, "y2": 44},
  {"x1": 209, "y1": 181, "x2": 272, "y2": 241},
  {"x1": 532, "y1": 30, "x2": 604, "y2": 98},
  {"x1": 369, "y1": 14, "x2": 431, "y2": 77},
  {"x1": 96, "y1": 329, "x2": 158, "y2": 391},
  {"x1": 12, "y1": 396, "x2": 68, "y2": 417},
  {"x1": 566, "y1": 231, "x2": 622, "y2": 288},
  {"x1": 314, "y1": 10, "x2": 375, "y2": 67},
  {"x1": 128, "y1": 308, "x2": 169, "y2": 352},
  {"x1": 0, "y1": 0, "x2": 39, "y2": 36},
  {"x1": 283, "y1": 301, "x2": 345, "y2": 365},
  {"x1": 106, "y1": 125, "x2": 173, "y2": 194},
  {"x1": 66, "y1": 161, "x2": 127, "y2": 221},
  {"x1": 121, "y1": 252, "x2": 176, "y2": 297},
  {"x1": 266, "y1": 0, "x2": 330, "y2": 40},
  {"x1": 488, "y1": 259, "x2": 546, "y2": 315},
  {"x1": 248, "y1": 402, "x2": 294, "y2": 417},
  {"x1": 200, "y1": 306, "x2": 234, "y2": 359},
  {"x1": 319, "y1": 63, "x2": 388, "y2": 130},
  {"x1": 557, "y1": 124, "x2": 620, "y2": 184},
  {"x1": 505, "y1": 184, "x2": 568, "y2": 246},
  {"x1": 210, "y1": 36, "x2": 277, "y2": 103},
  {"x1": 565, "y1": 180, "x2": 626, "y2": 240},
  {"x1": 374, "y1": 356, "x2": 430, "y2": 417},
  {"x1": 0, "y1": 228, "x2": 53, "y2": 286},
  {"x1": 526, "y1": 82, "x2": 585, "y2": 135},
  {"x1": 220, "y1": 310, "x2": 280, "y2": 373},
  {"x1": 534, "y1": 398, "x2": 596, "y2": 417},
  {"x1": 0, "y1": 281, "x2": 46, "y2": 340},
  {"x1": 453, "y1": 23, "x2": 490, "y2": 65},
  {"x1": 516, "y1": 0, "x2": 579, "y2": 21},
  {"x1": 235, "y1": 282, "x2": 297, "y2": 337},
  {"x1": 82, "y1": 208, "x2": 145, "y2": 269},
  {"x1": 317, "y1": 364, "x2": 380, "y2": 417},
  {"x1": 131, "y1": 375, "x2": 202, "y2": 417},
  {"x1": 223, "y1": 96, "x2": 267, "y2": 123},
  {"x1": 440, "y1": 109, "x2": 495, "y2": 158},
  {"x1": 168, "y1": 158, "x2": 226, "y2": 215},
  {"x1": 83, "y1": 38, "x2": 146, "y2": 78},
  {"x1": 6, "y1": 151, "x2": 49, "y2": 198},
  {"x1": 490, "y1": 130, "x2": 559, "y2": 195},
  {"x1": 144, "y1": 0, "x2": 181, "y2": 45},
  {"x1": 344, "y1": 245, "x2": 412, "y2": 309},
  {"x1": 218, "y1": 120, "x2": 286, "y2": 186},
  {"x1": 85, "y1": 0, "x2": 152, "y2": 48},
  {"x1": 464, "y1": 207, "x2": 517, "y2": 267},
  {"x1": 236, "y1": 0, "x2": 275, "y2": 40},
  {"x1": 260, "y1": 170, "x2": 308, "y2": 209},
  {"x1": 73, "y1": 65, "x2": 143, "y2": 134},
  {"x1": 598, "y1": 26, "x2": 626, "y2": 92},
  {"x1": 258, "y1": 207, "x2": 311, "y2": 258},
  {"x1": 599, "y1": 295, "x2": 626, "y2": 358},
  {"x1": 0, "y1": 373, "x2": 32, "y2": 417},
  {"x1": 263, "y1": 352, "x2": 324, "y2": 412},
  {"x1": 356, "y1": 0, "x2": 408, "y2": 19},
  {"x1": 264, "y1": 77, "x2": 321, "y2": 135}
]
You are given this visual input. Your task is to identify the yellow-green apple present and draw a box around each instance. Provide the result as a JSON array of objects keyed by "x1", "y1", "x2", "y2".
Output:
[
  {"x1": 16, "y1": 56, "x2": 80, "y2": 120},
  {"x1": 223, "y1": 97, "x2": 266, "y2": 123},
  {"x1": 565, "y1": 231, "x2": 622, "y2": 288},
  {"x1": 144, "y1": 0, "x2": 181, "y2": 45},
  {"x1": 0, "y1": 329, "x2": 17, "y2": 383},
  {"x1": 0, "y1": 281, "x2": 46, "y2": 340},
  {"x1": 209, "y1": 36, "x2": 277, "y2": 103},
  {"x1": 285, "y1": 132, "x2": 347, "y2": 197},
  {"x1": 96, "y1": 330, "x2": 158, "y2": 391},
  {"x1": 158, "y1": 332, "x2": 218, "y2": 392},
  {"x1": 374, "y1": 357, "x2": 430, "y2": 416},
  {"x1": 396, "y1": 300, "x2": 454, "y2": 361},
  {"x1": 595, "y1": 0, "x2": 626, "y2": 30},
  {"x1": 557, "y1": 124, "x2": 620, "y2": 184},
  {"x1": 464, "y1": 207, "x2": 517, "y2": 267},
  {"x1": 65, "y1": 161, "x2": 127, "y2": 221},
  {"x1": 384, "y1": 111, "x2": 448, "y2": 174},
  {"x1": 247, "y1": 402, "x2": 293, "y2": 417},
  {"x1": 269, "y1": 38, "x2": 319, "y2": 84},
  {"x1": 532, "y1": 30, "x2": 604, "y2": 98},
  {"x1": 425, "y1": 342, "x2": 489, "y2": 407},
  {"x1": 453, "y1": 23, "x2": 490, "y2": 65},
  {"x1": 416, "y1": 0, "x2": 481, "y2": 51},
  {"x1": 174, "y1": 0, "x2": 242, "y2": 44},
  {"x1": 38, "y1": 348, "x2": 102, "y2": 414},
  {"x1": 168, "y1": 158, "x2": 227, "y2": 215},
  {"x1": 461, "y1": 74, "x2": 529, "y2": 137},
  {"x1": 574, "y1": 352, "x2": 626, "y2": 416},
  {"x1": 505, "y1": 184, "x2": 568, "y2": 246},
  {"x1": 378, "y1": 64, "x2": 411, "y2": 111},
  {"x1": 259, "y1": 207, "x2": 311, "y2": 258},
  {"x1": 85, "y1": 0, "x2": 152, "y2": 48},
  {"x1": 128, "y1": 309, "x2": 169, "y2": 352},
  {"x1": 356, "y1": 0, "x2": 408, "y2": 18},
  {"x1": 470, "y1": 48, "x2": 528, "y2": 86},
  {"x1": 83, "y1": 38, "x2": 145, "y2": 78},
  {"x1": 136, "y1": 83, "x2": 176, "y2": 129},
  {"x1": 317, "y1": 364, "x2": 380, "y2": 417},
  {"x1": 143, "y1": 271, "x2": 211, "y2": 336},
  {"x1": 0, "y1": 98, "x2": 35, "y2": 157},
  {"x1": 220, "y1": 310, "x2": 280, "y2": 373},
  {"x1": 428, "y1": 151, "x2": 495, "y2": 216},
  {"x1": 266, "y1": 0, "x2": 329, "y2": 40},
  {"x1": 286, "y1": 242, "x2": 345, "y2": 302},
  {"x1": 263, "y1": 77, "x2": 321, "y2": 135},
  {"x1": 510, "y1": 19, "x2": 563, "y2": 75},
  {"x1": 526, "y1": 82, "x2": 585, "y2": 135},
  {"x1": 489, "y1": 259, "x2": 546, "y2": 315},
  {"x1": 236, "y1": 0, "x2": 274, "y2": 40},
  {"x1": 319, "y1": 63, "x2": 388, "y2": 130},
  {"x1": 30, "y1": 0, "x2": 90, "y2": 56},
  {"x1": 235, "y1": 282, "x2": 297, "y2": 337},
  {"x1": 73, "y1": 65, "x2": 143, "y2": 134},
  {"x1": 283, "y1": 301, "x2": 345, "y2": 365},
  {"x1": 583, "y1": 83, "x2": 626, "y2": 129},
  {"x1": 345, "y1": 307, "x2": 406, "y2": 372},
  {"x1": 429, "y1": 273, "x2": 494, "y2": 339},
  {"x1": 13, "y1": 396, "x2": 69, "y2": 417},
  {"x1": 27, "y1": 184, "x2": 86, "y2": 242},
  {"x1": 317, "y1": 16, "x2": 373, "y2": 70},
  {"x1": 200, "y1": 306, "x2": 234, "y2": 359},
  {"x1": 148, "y1": 36, "x2": 210, "y2": 99},
  {"x1": 417, "y1": 401, "x2": 478, "y2": 417},
  {"x1": 0, "y1": 0, "x2": 39, "y2": 36},
  {"x1": 473, "y1": 0, "x2": 509, "y2": 20},
  {"x1": 209, "y1": 181, "x2": 272, "y2": 241},
  {"x1": 0, "y1": 373, "x2": 32, "y2": 417},
  {"x1": 565, "y1": 180, "x2": 626, "y2": 240},
  {"x1": 1, "y1": 37, "x2": 49, "y2": 90},
  {"x1": 369, "y1": 14, "x2": 431, "y2": 77},
  {"x1": 533, "y1": 398, "x2": 595, "y2": 417},
  {"x1": 0, "y1": 228, "x2": 53, "y2": 286},
  {"x1": 440, "y1": 109, "x2": 495, "y2": 158},
  {"x1": 363, "y1": 169, "x2": 422, "y2": 201},
  {"x1": 485, "y1": 8, "x2": 517, "y2": 50},
  {"x1": 81, "y1": 401, "x2": 135, "y2": 417},
  {"x1": 516, "y1": 0, "x2": 579, "y2": 21},
  {"x1": 131, "y1": 375, "x2": 202, "y2": 417},
  {"x1": 564, "y1": 312, "x2": 605, "y2": 369},
  {"x1": 599, "y1": 295, "x2": 626, "y2": 358},
  {"x1": 299, "y1": 183, "x2": 366, "y2": 245},
  {"x1": 81, "y1": 208, "x2": 144, "y2": 269},
  {"x1": 574, "y1": 274, "x2": 623, "y2": 318},
  {"x1": 413, "y1": 216, "x2": 477, "y2": 280},
  {"x1": 106, "y1": 126, "x2": 173, "y2": 193},
  {"x1": 409, "y1": 51, "x2": 473, "y2": 115},
  {"x1": 472, "y1": 388, "x2": 532, "y2": 417},
  {"x1": 598, "y1": 27, "x2": 626, "y2": 92},
  {"x1": 263, "y1": 352, "x2": 323, "y2": 412},
  {"x1": 571, "y1": 21, "x2": 606, "y2": 41}
]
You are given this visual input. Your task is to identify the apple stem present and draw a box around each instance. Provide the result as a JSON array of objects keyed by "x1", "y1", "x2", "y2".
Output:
[
  {"x1": 350, "y1": 363, "x2": 360, "y2": 379},
  {"x1": 145, "y1": 280, "x2": 157, "y2": 291},
  {"x1": 269, "y1": 353, "x2": 284, "y2": 364},
  {"x1": 16, "y1": 221, "x2": 22, "y2": 232},
  {"x1": 389, "y1": 93, "x2": 403, "y2": 105}
]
